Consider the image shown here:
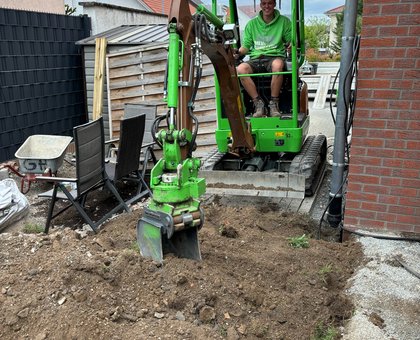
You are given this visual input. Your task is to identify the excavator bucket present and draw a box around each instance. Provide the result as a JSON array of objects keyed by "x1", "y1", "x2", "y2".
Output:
[
  {"x1": 137, "y1": 219, "x2": 163, "y2": 262},
  {"x1": 137, "y1": 208, "x2": 202, "y2": 263}
]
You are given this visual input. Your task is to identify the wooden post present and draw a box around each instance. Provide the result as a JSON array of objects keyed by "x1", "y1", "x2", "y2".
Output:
[{"x1": 92, "y1": 37, "x2": 107, "y2": 120}]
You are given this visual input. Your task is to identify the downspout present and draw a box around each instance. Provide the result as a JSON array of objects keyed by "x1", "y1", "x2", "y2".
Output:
[{"x1": 327, "y1": 0, "x2": 358, "y2": 227}]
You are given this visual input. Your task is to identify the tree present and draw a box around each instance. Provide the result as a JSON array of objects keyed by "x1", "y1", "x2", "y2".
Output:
[
  {"x1": 65, "y1": 4, "x2": 77, "y2": 16},
  {"x1": 304, "y1": 17, "x2": 330, "y2": 50},
  {"x1": 331, "y1": 0, "x2": 363, "y2": 53}
]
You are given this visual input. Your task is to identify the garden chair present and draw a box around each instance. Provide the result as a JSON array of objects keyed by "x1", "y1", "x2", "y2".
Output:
[
  {"x1": 105, "y1": 113, "x2": 155, "y2": 206},
  {"x1": 37, "y1": 117, "x2": 130, "y2": 233}
]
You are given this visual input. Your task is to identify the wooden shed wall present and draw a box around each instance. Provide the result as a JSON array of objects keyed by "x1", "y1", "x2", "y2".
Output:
[{"x1": 106, "y1": 44, "x2": 217, "y2": 158}]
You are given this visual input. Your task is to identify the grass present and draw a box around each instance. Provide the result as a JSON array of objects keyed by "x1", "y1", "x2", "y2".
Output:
[
  {"x1": 318, "y1": 264, "x2": 334, "y2": 284},
  {"x1": 287, "y1": 234, "x2": 309, "y2": 248},
  {"x1": 319, "y1": 264, "x2": 333, "y2": 275},
  {"x1": 22, "y1": 223, "x2": 44, "y2": 234},
  {"x1": 311, "y1": 322, "x2": 339, "y2": 340}
]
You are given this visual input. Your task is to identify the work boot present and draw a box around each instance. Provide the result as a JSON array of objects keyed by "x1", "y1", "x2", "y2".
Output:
[
  {"x1": 252, "y1": 98, "x2": 266, "y2": 117},
  {"x1": 268, "y1": 98, "x2": 281, "y2": 117}
]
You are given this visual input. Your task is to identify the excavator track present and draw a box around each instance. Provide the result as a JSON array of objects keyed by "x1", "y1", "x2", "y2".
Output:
[
  {"x1": 289, "y1": 134, "x2": 327, "y2": 196},
  {"x1": 200, "y1": 135, "x2": 327, "y2": 198}
]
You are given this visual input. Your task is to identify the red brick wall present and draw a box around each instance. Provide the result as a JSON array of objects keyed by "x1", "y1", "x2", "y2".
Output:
[{"x1": 344, "y1": 0, "x2": 420, "y2": 234}]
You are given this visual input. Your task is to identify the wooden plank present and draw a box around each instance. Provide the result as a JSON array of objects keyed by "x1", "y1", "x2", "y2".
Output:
[
  {"x1": 313, "y1": 75, "x2": 331, "y2": 109},
  {"x1": 92, "y1": 37, "x2": 107, "y2": 120}
]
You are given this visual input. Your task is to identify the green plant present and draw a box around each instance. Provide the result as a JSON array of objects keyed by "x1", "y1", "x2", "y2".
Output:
[
  {"x1": 318, "y1": 264, "x2": 333, "y2": 284},
  {"x1": 23, "y1": 223, "x2": 44, "y2": 234},
  {"x1": 311, "y1": 322, "x2": 339, "y2": 340},
  {"x1": 287, "y1": 234, "x2": 309, "y2": 248},
  {"x1": 65, "y1": 4, "x2": 77, "y2": 15},
  {"x1": 319, "y1": 264, "x2": 333, "y2": 275},
  {"x1": 218, "y1": 324, "x2": 227, "y2": 337}
]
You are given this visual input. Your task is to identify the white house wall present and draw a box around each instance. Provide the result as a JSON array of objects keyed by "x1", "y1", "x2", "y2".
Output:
[{"x1": 80, "y1": 3, "x2": 167, "y2": 35}]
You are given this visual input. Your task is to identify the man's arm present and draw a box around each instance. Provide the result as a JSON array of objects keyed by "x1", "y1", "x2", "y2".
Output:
[{"x1": 234, "y1": 46, "x2": 249, "y2": 59}]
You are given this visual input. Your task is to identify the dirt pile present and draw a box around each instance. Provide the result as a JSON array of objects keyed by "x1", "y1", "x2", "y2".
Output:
[{"x1": 0, "y1": 192, "x2": 363, "y2": 339}]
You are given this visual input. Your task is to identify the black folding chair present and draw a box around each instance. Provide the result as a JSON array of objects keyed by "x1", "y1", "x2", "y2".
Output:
[
  {"x1": 105, "y1": 114, "x2": 154, "y2": 205},
  {"x1": 38, "y1": 117, "x2": 130, "y2": 233}
]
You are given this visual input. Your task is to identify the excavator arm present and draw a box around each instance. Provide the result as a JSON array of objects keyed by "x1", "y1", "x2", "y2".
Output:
[
  {"x1": 167, "y1": 0, "x2": 255, "y2": 156},
  {"x1": 137, "y1": 0, "x2": 255, "y2": 263}
]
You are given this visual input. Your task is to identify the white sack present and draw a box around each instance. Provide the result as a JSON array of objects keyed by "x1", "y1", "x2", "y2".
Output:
[{"x1": 0, "y1": 179, "x2": 29, "y2": 231}]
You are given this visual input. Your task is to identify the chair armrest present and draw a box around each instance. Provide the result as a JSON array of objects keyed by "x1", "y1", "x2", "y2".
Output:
[
  {"x1": 141, "y1": 142, "x2": 157, "y2": 149},
  {"x1": 35, "y1": 176, "x2": 77, "y2": 183},
  {"x1": 105, "y1": 138, "x2": 120, "y2": 145}
]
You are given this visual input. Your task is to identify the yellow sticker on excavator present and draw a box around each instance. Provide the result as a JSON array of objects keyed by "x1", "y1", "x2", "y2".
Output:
[
  {"x1": 237, "y1": 95, "x2": 243, "y2": 113},
  {"x1": 275, "y1": 132, "x2": 285, "y2": 137}
]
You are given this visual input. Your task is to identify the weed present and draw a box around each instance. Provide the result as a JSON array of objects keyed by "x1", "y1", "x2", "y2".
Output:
[
  {"x1": 318, "y1": 264, "x2": 333, "y2": 284},
  {"x1": 311, "y1": 322, "x2": 339, "y2": 340},
  {"x1": 23, "y1": 223, "x2": 44, "y2": 234},
  {"x1": 218, "y1": 324, "x2": 227, "y2": 337},
  {"x1": 319, "y1": 264, "x2": 333, "y2": 275},
  {"x1": 287, "y1": 234, "x2": 309, "y2": 248}
]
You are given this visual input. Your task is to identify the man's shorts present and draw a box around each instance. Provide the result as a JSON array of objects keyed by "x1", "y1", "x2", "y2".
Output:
[{"x1": 246, "y1": 56, "x2": 285, "y2": 74}]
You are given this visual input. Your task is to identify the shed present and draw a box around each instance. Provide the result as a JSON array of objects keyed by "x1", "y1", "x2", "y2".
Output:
[{"x1": 76, "y1": 24, "x2": 217, "y2": 157}]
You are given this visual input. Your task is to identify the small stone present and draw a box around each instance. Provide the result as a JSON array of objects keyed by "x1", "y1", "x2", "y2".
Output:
[
  {"x1": 122, "y1": 313, "x2": 137, "y2": 322},
  {"x1": 28, "y1": 269, "x2": 39, "y2": 276},
  {"x1": 175, "y1": 311, "x2": 185, "y2": 321},
  {"x1": 237, "y1": 324, "x2": 247, "y2": 335},
  {"x1": 34, "y1": 332, "x2": 48, "y2": 340},
  {"x1": 154, "y1": 312, "x2": 165, "y2": 319},
  {"x1": 58, "y1": 297, "x2": 67, "y2": 305},
  {"x1": 224, "y1": 312, "x2": 231, "y2": 319},
  {"x1": 137, "y1": 309, "x2": 148, "y2": 318},
  {"x1": 227, "y1": 327, "x2": 240, "y2": 340},
  {"x1": 198, "y1": 306, "x2": 216, "y2": 323},
  {"x1": 17, "y1": 308, "x2": 29, "y2": 318}
]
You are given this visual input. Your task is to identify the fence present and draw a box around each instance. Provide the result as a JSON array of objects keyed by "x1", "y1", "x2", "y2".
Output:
[{"x1": 0, "y1": 8, "x2": 91, "y2": 162}]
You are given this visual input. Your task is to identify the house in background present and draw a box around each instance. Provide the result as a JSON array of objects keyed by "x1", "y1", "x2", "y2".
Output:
[
  {"x1": 78, "y1": 2, "x2": 166, "y2": 35},
  {"x1": 0, "y1": 0, "x2": 65, "y2": 14},
  {"x1": 325, "y1": 5, "x2": 345, "y2": 51},
  {"x1": 65, "y1": 0, "x2": 150, "y2": 16},
  {"x1": 65, "y1": 0, "x2": 202, "y2": 17}
]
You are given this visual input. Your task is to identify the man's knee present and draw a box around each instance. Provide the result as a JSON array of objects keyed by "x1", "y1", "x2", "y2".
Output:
[
  {"x1": 237, "y1": 62, "x2": 253, "y2": 75},
  {"x1": 271, "y1": 58, "x2": 284, "y2": 72}
]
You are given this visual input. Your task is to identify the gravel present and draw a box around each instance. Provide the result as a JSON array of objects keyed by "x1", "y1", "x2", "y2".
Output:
[{"x1": 343, "y1": 236, "x2": 420, "y2": 340}]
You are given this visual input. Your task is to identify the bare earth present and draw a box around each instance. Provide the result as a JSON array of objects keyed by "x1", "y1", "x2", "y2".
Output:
[{"x1": 0, "y1": 161, "x2": 363, "y2": 340}]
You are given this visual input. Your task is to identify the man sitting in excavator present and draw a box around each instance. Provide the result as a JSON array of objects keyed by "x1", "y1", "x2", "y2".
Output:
[{"x1": 233, "y1": 0, "x2": 291, "y2": 117}]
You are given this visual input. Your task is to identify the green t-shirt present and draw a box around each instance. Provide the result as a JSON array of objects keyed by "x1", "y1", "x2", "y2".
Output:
[{"x1": 242, "y1": 9, "x2": 291, "y2": 59}]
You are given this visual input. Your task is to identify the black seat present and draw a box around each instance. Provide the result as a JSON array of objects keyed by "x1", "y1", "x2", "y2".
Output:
[
  {"x1": 37, "y1": 117, "x2": 130, "y2": 233},
  {"x1": 105, "y1": 114, "x2": 155, "y2": 205}
]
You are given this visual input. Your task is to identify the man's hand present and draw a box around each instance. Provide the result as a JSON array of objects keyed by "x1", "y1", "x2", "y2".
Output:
[{"x1": 233, "y1": 48, "x2": 241, "y2": 60}]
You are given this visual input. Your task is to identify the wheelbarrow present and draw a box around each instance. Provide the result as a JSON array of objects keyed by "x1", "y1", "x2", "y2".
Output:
[{"x1": 2, "y1": 135, "x2": 73, "y2": 194}]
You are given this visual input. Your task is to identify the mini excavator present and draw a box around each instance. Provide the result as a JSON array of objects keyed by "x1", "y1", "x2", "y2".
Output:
[{"x1": 137, "y1": 0, "x2": 326, "y2": 262}]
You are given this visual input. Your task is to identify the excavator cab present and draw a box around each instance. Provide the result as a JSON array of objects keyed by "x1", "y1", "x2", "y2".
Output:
[{"x1": 204, "y1": 0, "x2": 326, "y2": 196}]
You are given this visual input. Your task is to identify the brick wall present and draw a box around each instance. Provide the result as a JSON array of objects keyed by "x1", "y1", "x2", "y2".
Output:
[{"x1": 344, "y1": 0, "x2": 420, "y2": 234}]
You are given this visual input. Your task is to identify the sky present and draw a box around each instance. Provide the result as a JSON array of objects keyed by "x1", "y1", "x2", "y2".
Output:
[{"x1": 213, "y1": 0, "x2": 345, "y2": 18}]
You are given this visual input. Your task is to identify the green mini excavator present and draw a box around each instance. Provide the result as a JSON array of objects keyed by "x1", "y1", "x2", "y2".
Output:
[{"x1": 137, "y1": 0, "x2": 326, "y2": 263}]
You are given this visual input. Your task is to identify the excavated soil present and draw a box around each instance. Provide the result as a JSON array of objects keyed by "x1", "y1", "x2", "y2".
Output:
[{"x1": 0, "y1": 159, "x2": 363, "y2": 339}]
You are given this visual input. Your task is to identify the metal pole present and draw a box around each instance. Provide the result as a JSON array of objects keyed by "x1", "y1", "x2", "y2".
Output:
[{"x1": 327, "y1": 0, "x2": 358, "y2": 227}]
